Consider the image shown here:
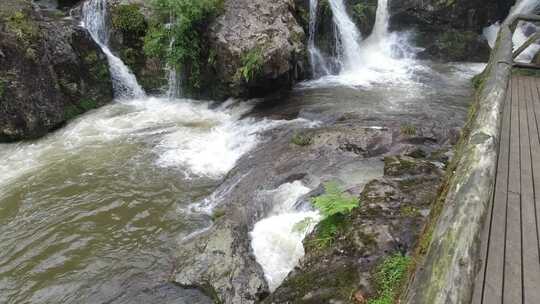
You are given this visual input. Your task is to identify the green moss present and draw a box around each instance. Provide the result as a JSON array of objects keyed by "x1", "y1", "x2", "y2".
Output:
[
  {"x1": 368, "y1": 253, "x2": 411, "y2": 304},
  {"x1": 291, "y1": 133, "x2": 313, "y2": 146},
  {"x1": 512, "y1": 67, "x2": 540, "y2": 77},
  {"x1": 6, "y1": 10, "x2": 38, "y2": 45},
  {"x1": 236, "y1": 47, "x2": 264, "y2": 82},
  {"x1": 400, "y1": 205, "x2": 421, "y2": 217},
  {"x1": 211, "y1": 209, "x2": 226, "y2": 221}
]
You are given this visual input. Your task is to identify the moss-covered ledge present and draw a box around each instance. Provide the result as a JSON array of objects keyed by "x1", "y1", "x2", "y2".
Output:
[{"x1": 401, "y1": 8, "x2": 518, "y2": 304}]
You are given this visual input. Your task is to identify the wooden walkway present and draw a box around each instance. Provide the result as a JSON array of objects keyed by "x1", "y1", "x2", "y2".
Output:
[{"x1": 473, "y1": 75, "x2": 540, "y2": 304}]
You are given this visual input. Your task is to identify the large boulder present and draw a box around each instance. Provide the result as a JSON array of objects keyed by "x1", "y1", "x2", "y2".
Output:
[
  {"x1": 388, "y1": 0, "x2": 516, "y2": 61},
  {"x1": 200, "y1": 0, "x2": 308, "y2": 100},
  {"x1": 0, "y1": 0, "x2": 113, "y2": 142}
]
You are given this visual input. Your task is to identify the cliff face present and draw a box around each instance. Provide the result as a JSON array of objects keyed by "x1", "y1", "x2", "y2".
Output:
[
  {"x1": 0, "y1": 0, "x2": 113, "y2": 142},
  {"x1": 389, "y1": 0, "x2": 516, "y2": 61}
]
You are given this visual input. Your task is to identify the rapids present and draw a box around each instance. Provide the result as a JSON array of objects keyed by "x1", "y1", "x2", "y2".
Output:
[{"x1": 0, "y1": 0, "x2": 488, "y2": 302}]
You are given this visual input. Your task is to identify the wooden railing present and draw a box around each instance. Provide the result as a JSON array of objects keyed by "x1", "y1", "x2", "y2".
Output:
[
  {"x1": 402, "y1": 8, "x2": 540, "y2": 304},
  {"x1": 511, "y1": 14, "x2": 540, "y2": 69}
]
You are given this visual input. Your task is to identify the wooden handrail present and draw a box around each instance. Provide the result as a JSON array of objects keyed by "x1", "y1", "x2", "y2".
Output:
[{"x1": 510, "y1": 14, "x2": 540, "y2": 68}]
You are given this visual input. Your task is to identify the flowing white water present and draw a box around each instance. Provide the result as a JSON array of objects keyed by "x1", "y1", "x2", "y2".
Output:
[
  {"x1": 483, "y1": 0, "x2": 540, "y2": 63},
  {"x1": 306, "y1": 0, "x2": 419, "y2": 87},
  {"x1": 0, "y1": 98, "x2": 310, "y2": 199},
  {"x1": 327, "y1": 0, "x2": 363, "y2": 73},
  {"x1": 308, "y1": 0, "x2": 331, "y2": 76},
  {"x1": 82, "y1": 0, "x2": 145, "y2": 98},
  {"x1": 250, "y1": 181, "x2": 320, "y2": 291}
]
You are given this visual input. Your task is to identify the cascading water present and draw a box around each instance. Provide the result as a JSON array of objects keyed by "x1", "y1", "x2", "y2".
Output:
[
  {"x1": 308, "y1": 0, "x2": 331, "y2": 76},
  {"x1": 305, "y1": 0, "x2": 417, "y2": 86},
  {"x1": 326, "y1": 0, "x2": 363, "y2": 73},
  {"x1": 166, "y1": 39, "x2": 182, "y2": 99},
  {"x1": 483, "y1": 0, "x2": 540, "y2": 63},
  {"x1": 82, "y1": 0, "x2": 145, "y2": 98}
]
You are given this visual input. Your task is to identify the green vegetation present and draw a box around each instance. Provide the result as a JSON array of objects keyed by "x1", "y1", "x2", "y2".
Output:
[
  {"x1": 400, "y1": 124, "x2": 417, "y2": 136},
  {"x1": 236, "y1": 47, "x2": 264, "y2": 82},
  {"x1": 352, "y1": 2, "x2": 375, "y2": 21},
  {"x1": 305, "y1": 182, "x2": 360, "y2": 248},
  {"x1": 211, "y1": 209, "x2": 226, "y2": 221},
  {"x1": 64, "y1": 99, "x2": 99, "y2": 121},
  {"x1": 143, "y1": 0, "x2": 223, "y2": 89},
  {"x1": 112, "y1": 4, "x2": 147, "y2": 36},
  {"x1": 368, "y1": 253, "x2": 411, "y2": 304},
  {"x1": 291, "y1": 132, "x2": 313, "y2": 146},
  {"x1": 6, "y1": 11, "x2": 38, "y2": 45}
]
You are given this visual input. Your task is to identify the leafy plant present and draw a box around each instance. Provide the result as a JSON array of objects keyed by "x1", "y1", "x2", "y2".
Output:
[
  {"x1": 312, "y1": 182, "x2": 358, "y2": 217},
  {"x1": 112, "y1": 4, "x2": 147, "y2": 36},
  {"x1": 7, "y1": 11, "x2": 38, "y2": 45},
  {"x1": 237, "y1": 47, "x2": 264, "y2": 82},
  {"x1": 143, "y1": 0, "x2": 223, "y2": 90},
  {"x1": 368, "y1": 253, "x2": 411, "y2": 304},
  {"x1": 304, "y1": 182, "x2": 360, "y2": 248}
]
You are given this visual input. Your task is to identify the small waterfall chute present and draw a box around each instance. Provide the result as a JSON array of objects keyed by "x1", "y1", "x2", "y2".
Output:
[
  {"x1": 308, "y1": 0, "x2": 331, "y2": 77},
  {"x1": 305, "y1": 0, "x2": 417, "y2": 86},
  {"x1": 82, "y1": 0, "x2": 145, "y2": 99}
]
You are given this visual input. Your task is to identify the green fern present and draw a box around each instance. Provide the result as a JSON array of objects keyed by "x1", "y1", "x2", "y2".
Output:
[
  {"x1": 312, "y1": 182, "x2": 358, "y2": 217},
  {"x1": 302, "y1": 182, "x2": 360, "y2": 249}
]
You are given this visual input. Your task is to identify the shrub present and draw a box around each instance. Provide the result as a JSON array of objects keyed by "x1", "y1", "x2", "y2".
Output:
[
  {"x1": 143, "y1": 0, "x2": 223, "y2": 89},
  {"x1": 111, "y1": 4, "x2": 147, "y2": 36},
  {"x1": 237, "y1": 47, "x2": 264, "y2": 82}
]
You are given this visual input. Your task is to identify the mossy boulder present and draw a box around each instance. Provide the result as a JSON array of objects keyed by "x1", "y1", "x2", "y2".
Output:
[{"x1": 0, "y1": 0, "x2": 113, "y2": 142}]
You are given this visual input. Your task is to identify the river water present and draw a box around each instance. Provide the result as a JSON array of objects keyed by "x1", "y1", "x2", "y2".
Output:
[
  {"x1": 0, "y1": 0, "x2": 486, "y2": 302},
  {"x1": 0, "y1": 61, "x2": 483, "y2": 303}
]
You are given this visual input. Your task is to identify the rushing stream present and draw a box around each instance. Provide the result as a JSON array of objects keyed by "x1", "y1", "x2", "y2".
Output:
[{"x1": 0, "y1": 0, "x2": 486, "y2": 303}]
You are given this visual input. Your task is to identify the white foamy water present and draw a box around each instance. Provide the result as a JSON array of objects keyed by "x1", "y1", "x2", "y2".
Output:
[
  {"x1": 155, "y1": 100, "x2": 309, "y2": 178},
  {"x1": 306, "y1": 0, "x2": 421, "y2": 88},
  {"x1": 250, "y1": 181, "x2": 321, "y2": 291},
  {"x1": 0, "y1": 98, "x2": 306, "y2": 197},
  {"x1": 308, "y1": 0, "x2": 331, "y2": 76},
  {"x1": 82, "y1": 0, "x2": 145, "y2": 98},
  {"x1": 483, "y1": 0, "x2": 540, "y2": 63}
]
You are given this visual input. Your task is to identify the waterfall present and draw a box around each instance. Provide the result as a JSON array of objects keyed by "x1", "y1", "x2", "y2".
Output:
[
  {"x1": 82, "y1": 0, "x2": 145, "y2": 99},
  {"x1": 166, "y1": 36, "x2": 182, "y2": 99},
  {"x1": 308, "y1": 0, "x2": 331, "y2": 77},
  {"x1": 368, "y1": 0, "x2": 389, "y2": 43},
  {"x1": 327, "y1": 0, "x2": 363, "y2": 73},
  {"x1": 483, "y1": 0, "x2": 540, "y2": 63}
]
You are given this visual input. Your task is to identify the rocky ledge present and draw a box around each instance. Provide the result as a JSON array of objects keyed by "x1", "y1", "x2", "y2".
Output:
[
  {"x1": 0, "y1": 0, "x2": 113, "y2": 142},
  {"x1": 172, "y1": 110, "x2": 460, "y2": 303}
]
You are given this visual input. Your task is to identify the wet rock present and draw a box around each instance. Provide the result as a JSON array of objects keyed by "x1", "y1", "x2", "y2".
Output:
[
  {"x1": 0, "y1": 0, "x2": 113, "y2": 142},
  {"x1": 173, "y1": 117, "x2": 455, "y2": 303},
  {"x1": 388, "y1": 0, "x2": 514, "y2": 62},
  {"x1": 202, "y1": 0, "x2": 308, "y2": 100},
  {"x1": 264, "y1": 156, "x2": 445, "y2": 303}
]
